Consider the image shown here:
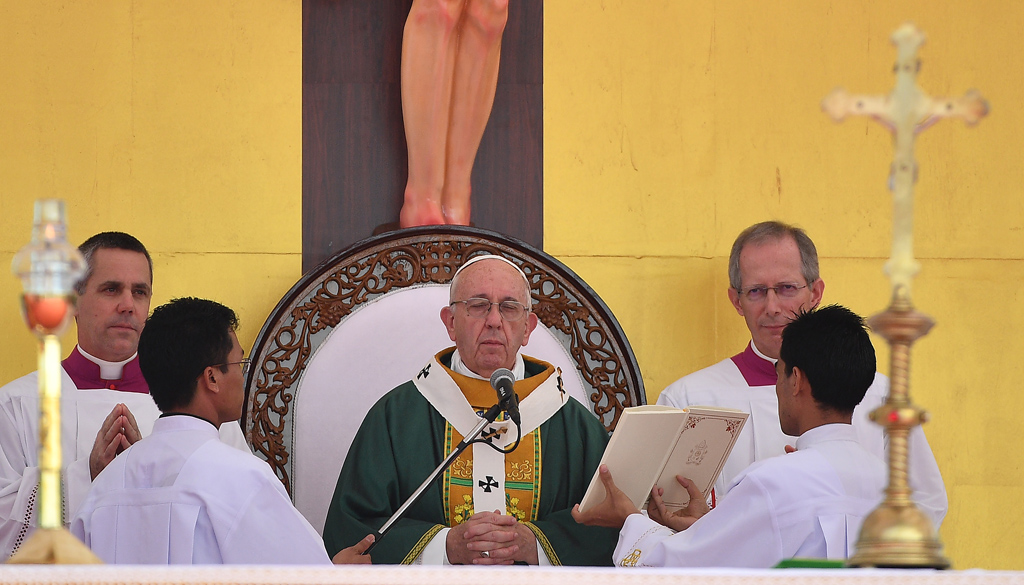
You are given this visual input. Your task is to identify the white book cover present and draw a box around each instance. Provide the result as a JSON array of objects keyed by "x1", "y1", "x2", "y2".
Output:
[{"x1": 578, "y1": 405, "x2": 748, "y2": 513}]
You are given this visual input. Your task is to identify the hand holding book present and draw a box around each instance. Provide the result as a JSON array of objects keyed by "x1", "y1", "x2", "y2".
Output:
[
  {"x1": 572, "y1": 466, "x2": 710, "y2": 531},
  {"x1": 571, "y1": 465, "x2": 641, "y2": 529},
  {"x1": 577, "y1": 405, "x2": 748, "y2": 515},
  {"x1": 647, "y1": 477, "x2": 710, "y2": 531}
]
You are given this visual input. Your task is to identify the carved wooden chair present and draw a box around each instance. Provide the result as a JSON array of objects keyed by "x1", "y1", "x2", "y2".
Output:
[{"x1": 242, "y1": 226, "x2": 645, "y2": 534}]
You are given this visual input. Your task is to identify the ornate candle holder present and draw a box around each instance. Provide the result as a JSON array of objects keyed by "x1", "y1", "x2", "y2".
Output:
[
  {"x1": 849, "y1": 287, "x2": 948, "y2": 568},
  {"x1": 824, "y1": 23, "x2": 987, "y2": 569},
  {"x1": 6, "y1": 200, "x2": 100, "y2": 564}
]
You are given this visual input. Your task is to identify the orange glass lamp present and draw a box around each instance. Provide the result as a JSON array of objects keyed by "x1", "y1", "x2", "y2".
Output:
[{"x1": 6, "y1": 200, "x2": 100, "y2": 564}]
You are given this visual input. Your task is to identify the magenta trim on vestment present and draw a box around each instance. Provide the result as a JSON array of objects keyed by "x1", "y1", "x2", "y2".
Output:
[
  {"x1": 62, "y1": 346, "x2": 149, "y2": 393},
  {"x1": 729, "y1": 343, "x2": 777, "y2": 387}
]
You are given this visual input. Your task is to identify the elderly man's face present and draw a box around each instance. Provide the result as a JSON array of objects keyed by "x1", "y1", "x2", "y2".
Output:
[
  {"x1": 441, "y1": 260, "x2": 538, "y2": 378},
  {"x1": 727, "y1": 236, "x2": 823, "y2": 359},
  {"x1": 76, "y1": 248, "x2": 153, "y2": 362}
]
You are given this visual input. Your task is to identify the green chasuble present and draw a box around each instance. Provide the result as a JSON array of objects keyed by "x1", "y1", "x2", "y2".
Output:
[{"x1": 322, "y1": 350, "x2": 618, "y2": 565}]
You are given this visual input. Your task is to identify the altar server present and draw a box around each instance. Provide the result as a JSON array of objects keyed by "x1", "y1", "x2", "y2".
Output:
[
  {"x1": 574, "y1": 305, "x2": 887, "y2": 567},
  {"x1": 72, "y1": 298, "x2": 370, "y2": 564}
]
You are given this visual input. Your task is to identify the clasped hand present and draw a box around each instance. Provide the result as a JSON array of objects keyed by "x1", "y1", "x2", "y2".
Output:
[
  {"x1": 446, "y1": 510, "x2": 538, "y2": 565},
  {"x1": 90, "y1": 403, "x2": 142, "y2": 480},
  {"x1": 570, "y1": 465, "x2": 709, "y2": 531}
]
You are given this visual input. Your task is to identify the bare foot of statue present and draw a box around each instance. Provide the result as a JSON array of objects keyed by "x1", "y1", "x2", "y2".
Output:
[
  {"x1": 440, "y1": 194, "x2": 471, "y2": 226},
  {"x1": 400, "y1": 194, "x2": 446, "y2": 228},
  {"x1": 442, "y1": 201, "x2": 471, "y2": 225}
]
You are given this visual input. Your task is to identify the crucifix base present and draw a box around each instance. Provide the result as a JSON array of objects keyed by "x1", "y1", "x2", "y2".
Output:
[
  {"x1": 847, "y1": 295, "x2": 949, "y2": 569},
  {"x1": 5, "y1": 528, "x2": 102, "y2": 565},
  {"x1": 848, "y1": 503, "x2": 949, "y2": 569}
]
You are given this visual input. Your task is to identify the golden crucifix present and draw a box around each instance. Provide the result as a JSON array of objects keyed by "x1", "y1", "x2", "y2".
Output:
[
  {"x1": 823, "y1": 23, "x2": 988, "y2": 568},
  {"x1": 823, "y1": 23, "x2": 988, "y2": 299}
]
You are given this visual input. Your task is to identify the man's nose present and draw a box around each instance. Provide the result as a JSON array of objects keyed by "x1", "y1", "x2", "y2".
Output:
[
  {"x1": 116, "y1": 290, "x2": 135, "y2": 313},
  {"x1": 484, "y1": 303, "x2": 503, "y2": 326},
  {"x1": 764, "y1": 288, "x2": 784, "y2": 314}
]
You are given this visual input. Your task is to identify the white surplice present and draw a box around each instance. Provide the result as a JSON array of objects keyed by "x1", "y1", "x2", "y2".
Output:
[
  {"x1": 657, "y1": 341, "x2": 947, "y2": 527},
  {"x1": 0, "y1": 368, "x2": 249, "y2": 561},
  {"x1": 71, "y1": 415, "x2": 329, "y2": 565},
  {"x1": 613, "y1": 424, "x2": 886, "y2": 568}
]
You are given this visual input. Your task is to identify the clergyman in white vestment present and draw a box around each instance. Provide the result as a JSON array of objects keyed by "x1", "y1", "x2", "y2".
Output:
[
  {"x1": 0, "y1": 232, "x2": 247, "y2": 561},
  {"x1": 574, "y1": 305, "x2": 887, "y2": 567},
  {"x1": 657, "y1": 221, "x2": 946, "y2": 526},
  {"x1": 71, "y1": 298, "x2": 366, "y2": 564}
]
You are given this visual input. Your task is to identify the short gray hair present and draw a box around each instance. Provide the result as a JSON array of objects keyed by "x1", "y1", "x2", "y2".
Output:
[
  {"x1": 728, "y1": 221, "x2": 819, "y2": 290},
  {"x1": 449, "y1": 255, "x2": 532, "y2": 305}
]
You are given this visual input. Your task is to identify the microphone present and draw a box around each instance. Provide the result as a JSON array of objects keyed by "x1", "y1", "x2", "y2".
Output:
[{"x1": 489, "y1": 368, "x2": 521, "y2": 426}]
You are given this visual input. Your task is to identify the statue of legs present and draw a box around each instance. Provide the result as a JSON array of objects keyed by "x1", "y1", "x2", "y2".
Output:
[{"x1": 399, "y1": 0, "x2": 509, "y2": 228}]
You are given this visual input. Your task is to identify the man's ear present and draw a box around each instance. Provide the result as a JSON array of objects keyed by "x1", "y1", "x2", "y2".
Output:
[
  {"x1": 809, "y1": 278, "x2": 825, "y2": 310},
  {"x1": 790, "y1": 366, "x2": 811, "y2": 398},
  {"x1": 520, "y1": 312, "x2": 539, "y2": 346},
  {"x1": 440, "y1": 305, "x2": 457, "y2": 342},
  {"x1": 728, "y1": 287, "x2": 744, "y2": 316},
  {"x1": 200, "y1": 366, "x2": 221, "y2": 396}
]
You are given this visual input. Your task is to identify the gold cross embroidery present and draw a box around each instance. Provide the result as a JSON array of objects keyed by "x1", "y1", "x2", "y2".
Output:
[{"x1": 620, "y1": 549, "x2": 642, "y2": 567}]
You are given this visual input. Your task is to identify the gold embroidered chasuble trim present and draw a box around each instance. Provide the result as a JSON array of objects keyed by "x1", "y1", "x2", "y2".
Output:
[
  {"x1": 440, "y1": 361, "x2": 549, "y2": 526},
  {"x1": 525, "y1": 521, "x2": 561, "y2": 566},
  {"x1": 401, "y1": 524, "x2": 445, "y2": 565}
]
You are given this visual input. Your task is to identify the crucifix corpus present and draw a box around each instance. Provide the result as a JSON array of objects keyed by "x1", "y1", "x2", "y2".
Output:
[{"x1": 822, "y1": 23, "x2": 988, "y2": 569}]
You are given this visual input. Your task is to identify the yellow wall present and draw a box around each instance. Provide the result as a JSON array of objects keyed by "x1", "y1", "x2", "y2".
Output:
[
  {"x1": 1, "y1": 0, "x2": 1021, "y2": 572},
  {"x1": 546, "y1": 0, "x2": 1023, "y2": 570},
  {"x1": 0, "y1": 1, "x2": 302, "y2": 377}
]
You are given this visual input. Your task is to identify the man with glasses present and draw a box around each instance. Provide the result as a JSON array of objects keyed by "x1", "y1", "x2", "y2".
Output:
[
  {"x1": 322, "y1": 254, "x2": 618, "y2": 566},
  {"x1": 0, "y1": 233, "x2": 246, "y2": 561},
  {"x1": 72, "y1": 297, "x2": 371, "y2": 564},
  {"x1": 656, "y1": 221, "x2": 946, "y2": 527}
]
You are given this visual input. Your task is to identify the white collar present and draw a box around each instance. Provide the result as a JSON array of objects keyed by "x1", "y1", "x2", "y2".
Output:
[
  {"x1": 449, "y1": 349, "x2": 526, "y2": 381},
  {"x1": 794, "y1": 423, "x2": 858, "y2": 451},
  {"x1": 750, "y1": 340, "x2": 778, "y2": 364},
  {"x1": 77, "y1": 346, "x2": 136, "y2": 380}
]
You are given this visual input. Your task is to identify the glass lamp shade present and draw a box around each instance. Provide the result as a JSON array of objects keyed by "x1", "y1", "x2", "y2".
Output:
[{"x1": 11, "y1": 200, "x2": 86, "y2": 335}]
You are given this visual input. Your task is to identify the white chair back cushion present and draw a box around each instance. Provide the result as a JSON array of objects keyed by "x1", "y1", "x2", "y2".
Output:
[{"x1": 291, "y1": 283, "x2": 590, "y2": 534}]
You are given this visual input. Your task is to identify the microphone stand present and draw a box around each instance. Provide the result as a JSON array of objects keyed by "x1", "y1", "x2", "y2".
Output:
[{"x1": 363, "y1": 402, "x2": 504, "y2": 555}]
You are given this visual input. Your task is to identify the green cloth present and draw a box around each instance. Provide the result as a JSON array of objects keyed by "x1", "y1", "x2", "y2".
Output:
[{"x1": 322, "y1": 356, "x2": 618, "y2": 565}]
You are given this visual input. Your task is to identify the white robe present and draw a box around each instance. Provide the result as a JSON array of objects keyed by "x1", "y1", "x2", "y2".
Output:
[
  {"x1": 0, "y1": 368, "x2": 248, "y2": 561},
  {"x1": 71, "y1": 415, "x2": 330, "y2": 565},
  {"x1": 657, "y1": 341, "x2": 947, "y2": 527},
  {"x1": 613, "y1": 424, "x2": 887, "y2": 567}
]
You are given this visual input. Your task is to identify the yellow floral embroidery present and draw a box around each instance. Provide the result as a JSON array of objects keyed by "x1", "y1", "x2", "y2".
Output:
[
  {"x1": 506, "y1": 494, "x2": 526, "y2": 521},
  {"x1": 453, "y1": 494, "x2": 474, "y2": 525}
]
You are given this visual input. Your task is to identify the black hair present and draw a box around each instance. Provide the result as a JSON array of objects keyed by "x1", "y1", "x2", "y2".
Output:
[
  {"x1": 76, "y1": 232, "x2": 153, "y2": 293},
  {"x1": 138, "y1": 297, "x2": 238, "y2": 412},
  {"x1": 779, "y1": 304, "x2": 876, "y2": 414}
]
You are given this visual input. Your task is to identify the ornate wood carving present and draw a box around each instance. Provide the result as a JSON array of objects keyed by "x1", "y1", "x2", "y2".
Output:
[{"x1": 243, "y1": 226, "x2": 644, "y2": 495}]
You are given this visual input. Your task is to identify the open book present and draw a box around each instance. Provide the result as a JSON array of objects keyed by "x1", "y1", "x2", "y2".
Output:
[{"x1": 578, "y1": 405, "x2": 748, "y2": 513}]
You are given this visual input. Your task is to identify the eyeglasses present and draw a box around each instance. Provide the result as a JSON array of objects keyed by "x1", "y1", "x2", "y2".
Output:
[
  {"x1": 451, "y1": 298, "x2": 530, "y2": 321},
  {"x1": 735, "y1": 283, "x2": 810, "y2": 302},
  {"x1": 214, "y1": 358, "x2": 252, "y2": 376}
]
